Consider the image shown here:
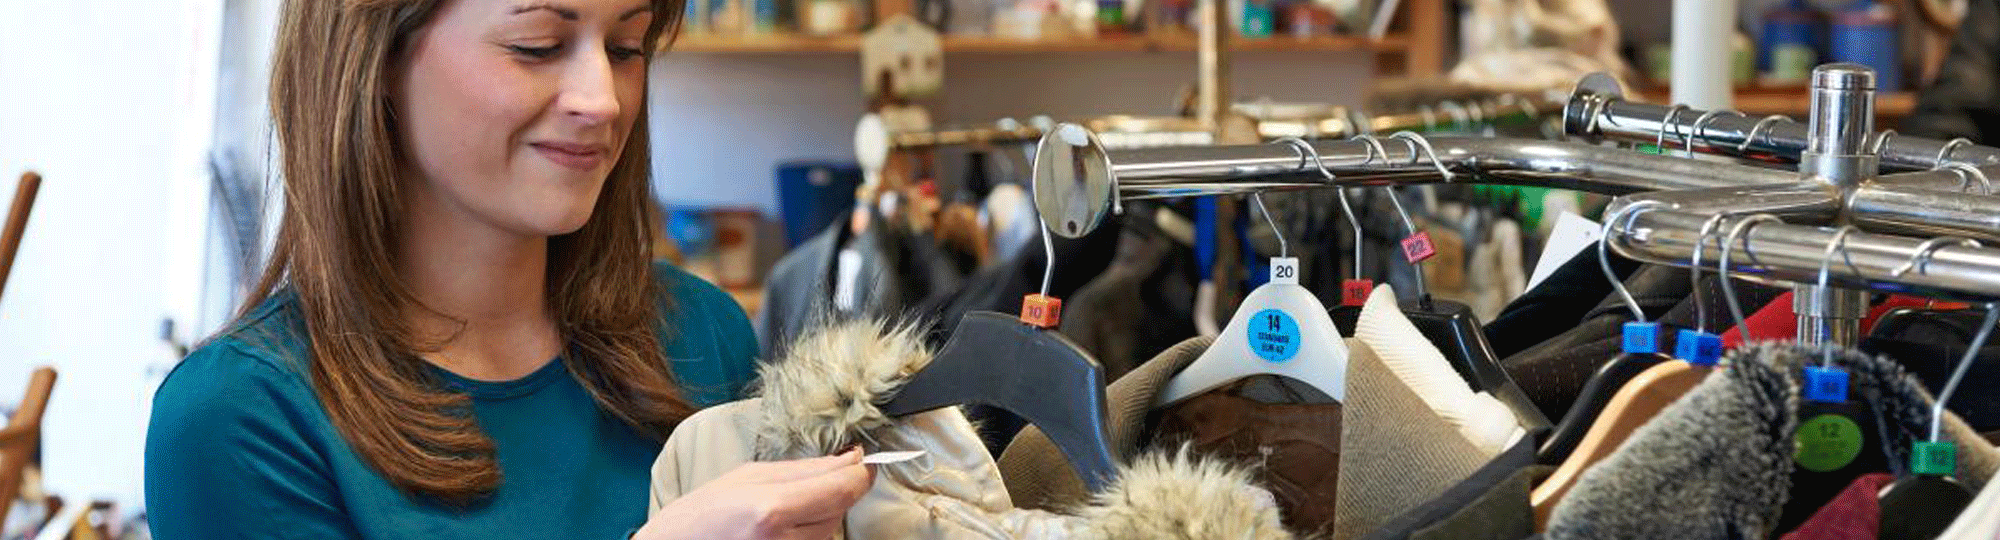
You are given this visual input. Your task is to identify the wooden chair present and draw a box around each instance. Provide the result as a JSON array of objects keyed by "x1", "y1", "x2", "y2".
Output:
[
  {"x1": 2, "y1": 171, "x2": 42, "y2": 302},
  {"x1": 0, "y1": 367, "x2": 57, "y2": 531}
]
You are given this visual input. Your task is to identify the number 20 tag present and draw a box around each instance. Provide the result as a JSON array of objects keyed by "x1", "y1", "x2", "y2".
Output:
[{"x1": 1269, "y1": 257, "x2": 1299, "y2": 285}]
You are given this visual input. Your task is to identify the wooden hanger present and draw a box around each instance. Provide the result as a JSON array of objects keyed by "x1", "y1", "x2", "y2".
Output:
[
  {"x1": 1530, "y1": 360, "x2": 1710, "y2": 528},
  {"x1": 1531, "y1": 201, "x2": 1713, "y2": 529}
]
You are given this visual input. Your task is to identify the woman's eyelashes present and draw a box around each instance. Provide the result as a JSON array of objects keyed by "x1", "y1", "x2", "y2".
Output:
[
  {"x1": 504, "y1": 41, "x2": 647, "y2": 62},
  {"x1": 506, "y1": 43, "x2": 562, "y2": 59}
]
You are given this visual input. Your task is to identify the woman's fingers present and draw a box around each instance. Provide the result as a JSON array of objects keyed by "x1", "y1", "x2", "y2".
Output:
[
  {"x1": 765, "y1": 461, "x2": 875, "y2": 526},
  {"x1": 744, "y1": 447, "x2": 864, "y2": 483},
  {"x1": 752, "y1": 448, "x2": 860, "y2": 480},
  {"x1": 776, "y1": 518, "x2": 843, "y2": 540}
]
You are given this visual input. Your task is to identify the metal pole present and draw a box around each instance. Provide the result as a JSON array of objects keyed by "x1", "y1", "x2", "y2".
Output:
[
  {"x1": 1565, "y1": 77, "x2": 2000, "y2": 169},
  {"x1": 1796, "y1": 64, "x2": 1877, "y2": 347}
]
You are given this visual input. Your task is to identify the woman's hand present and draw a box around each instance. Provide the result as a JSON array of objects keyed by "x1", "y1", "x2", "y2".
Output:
[{"x1": 635, "y1": 448, "x2": 875, "y2": 540}]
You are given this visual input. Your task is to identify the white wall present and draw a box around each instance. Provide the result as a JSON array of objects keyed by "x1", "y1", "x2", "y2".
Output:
[
  {"x1": 0, "y1": 0, "x2": 223, "y2": 509},
  {"x1": 649, "y1": 50, "x2": 1376, "y2": 212}
]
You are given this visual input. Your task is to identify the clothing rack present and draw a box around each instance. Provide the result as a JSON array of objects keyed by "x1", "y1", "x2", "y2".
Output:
[
  {"x1": 1029, "y1": 63, "x2": 2000, "y2": 349},
  {"x1": 866, "y1": 93, "x2": 1563, "y2": 151}
]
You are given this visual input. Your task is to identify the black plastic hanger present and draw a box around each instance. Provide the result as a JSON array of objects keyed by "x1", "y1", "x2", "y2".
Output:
[
  {"x1": 880, "y1": 311, "x2": 1118, "y2": 491},
  {"x1": 1875, "y1": 299, "x2": 1998, "y2": 538},
  {"x1": 1775, "y1": 225, "x2": 1896, "y2": 532},
  {"x1": 879, "y1": 222, "x2": 1119, "y2": 491},
  {"x1": 1372, "y1": 132, "x2": 1550, "y2": 429}
]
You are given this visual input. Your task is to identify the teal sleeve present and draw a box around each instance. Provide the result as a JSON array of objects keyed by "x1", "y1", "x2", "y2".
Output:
[
  {"x1": 145, "y1": 341, "x2": 360, "y2": 540},
  {"x1": 655, "y1": 263, "x2": 762, "y2": 407}
]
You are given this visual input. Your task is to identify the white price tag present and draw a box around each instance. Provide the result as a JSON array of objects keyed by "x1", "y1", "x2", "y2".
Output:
[
  {"x1": 1269, "y1": 257, "x2": 1300, "y2": 285},
  {"x1": 862, "y1": 450, "x2": 926, "y2": 465}
]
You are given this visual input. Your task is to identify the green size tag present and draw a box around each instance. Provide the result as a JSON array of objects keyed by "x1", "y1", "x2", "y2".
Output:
[
  {"x1": 1795, "y1": 414, "x2": 1864, "y2": 472},
  {"x1": 1912, "y1": 441, "x2": 1957, "y2": 476}
]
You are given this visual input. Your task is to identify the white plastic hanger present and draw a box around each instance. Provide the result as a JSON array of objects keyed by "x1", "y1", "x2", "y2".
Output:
[{"x1": 1157, "y1": 143, "x2": 1349, "y2": 407}]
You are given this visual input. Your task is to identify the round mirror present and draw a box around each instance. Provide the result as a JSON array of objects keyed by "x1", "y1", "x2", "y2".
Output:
[{"x1": 1031, "y1": 123, "x2": 1116, "y2": 239}]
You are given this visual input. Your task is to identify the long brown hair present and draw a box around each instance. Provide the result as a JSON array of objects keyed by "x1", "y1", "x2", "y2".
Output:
[{"x1": 255, "y1": 0, "x2": 687, "y2": 503}]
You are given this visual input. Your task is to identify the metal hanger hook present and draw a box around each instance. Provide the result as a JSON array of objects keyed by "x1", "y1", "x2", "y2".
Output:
[
  {"x1": 1892, "y1": 236, "x2": 1983, "y2": 277},
  {"x1": 1598, "y1": 200, "x2": 1669, "y2": 322},
  {"x1": 1687, "y1": 109, "x2": 1744, "y2": 158},
  {"x1": 1274, "y1": 136, "x2": 1338, "y2": 181},
  {"x1": 1349, "y1": 133, "x2": 1390, "y2": 166},
  {"x1": 1655, "y1": 105, "x2": 1690, "y2": 153},
  {"x1": 1341, "y1": 135, "x2": 1392, "y2": 279},
  {"x1": 1869, "y1": 129, "x2": 1899, "y2": 157},
  {"x1": 1388, "y1": 131, "x2": 1455, "y2": 181},
  {"x1": 1721, "y1": 214, "x2": 1786, "y2": 337},
  {"x1": 1933, "y1": 301, "x2": 2000, "y2": 441},
  {"x1": 1937, "y1": 137, "x2": 1974, "y2": 165},
  {"x1": 1937, "y1": 162, "x2": 1995, "y2": 195},
  {"x1": 1739, "y1": 115, "x2": 1793, "y2": 154},
  {"x1": 1691, "y1": 212, "x2": 1733, "y2": 333},
  {"x1": 1250, "y1": 192, "x2": 1288, "y2": 259},
  {"x1": 1038, "y1": 217, "x2": 1057, "y2": 296},
  {"x1": 1815, "y1": 225, "x2": 1861, "y2": 366}
]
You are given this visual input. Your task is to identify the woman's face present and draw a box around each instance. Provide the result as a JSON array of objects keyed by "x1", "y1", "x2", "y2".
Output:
[{"x1": 393, "y1": 0, "x2": 652, "y2": 237}]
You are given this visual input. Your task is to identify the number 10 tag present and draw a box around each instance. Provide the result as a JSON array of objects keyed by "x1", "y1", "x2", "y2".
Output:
[{"x1": 1269, "y1": 257, "x2": 1299, "y2": 285}]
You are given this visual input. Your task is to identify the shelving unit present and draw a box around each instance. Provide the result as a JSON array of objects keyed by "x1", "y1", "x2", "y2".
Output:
[
  {"x1": 664, "y1": 0, "x2": 1446, "y2": 75},
  {"x1": 672, "y1": 32, "x2": 1414, "y2": 54}
]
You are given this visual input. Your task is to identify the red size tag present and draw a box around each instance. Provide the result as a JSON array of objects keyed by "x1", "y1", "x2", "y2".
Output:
[
  {"x1": 1400, "y1": 232, "x2": 1437, "y2": 264},
  {"x1": 1020, "y1": 294, "x2": 1064, "y2": 328},
  {"x1": 1341, "y1": 279, "x2": 1374, "y2": 306}
]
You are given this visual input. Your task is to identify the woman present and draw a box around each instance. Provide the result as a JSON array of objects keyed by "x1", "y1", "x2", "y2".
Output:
[{"x1": 143, "y1": 0, "x2": 872, "y2": 538}]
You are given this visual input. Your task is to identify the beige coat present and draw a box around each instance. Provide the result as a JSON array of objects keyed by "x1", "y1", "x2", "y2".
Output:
[{"x1": 650, "y1": 320, "x2": 1301, "y2": 540}]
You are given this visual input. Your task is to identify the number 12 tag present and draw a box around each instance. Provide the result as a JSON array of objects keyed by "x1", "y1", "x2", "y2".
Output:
[{"x1": 1269, "y1": 257, "x2": 1299, "y2": 285}]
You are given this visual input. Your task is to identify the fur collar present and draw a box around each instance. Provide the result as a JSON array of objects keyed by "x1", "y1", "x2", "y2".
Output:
[
  {"x1": 750, "y1": 319, "x2": 933, "y2": 459},
  {"x1": 749, "y1": 320, "x2": 1301, "y2": 539}
]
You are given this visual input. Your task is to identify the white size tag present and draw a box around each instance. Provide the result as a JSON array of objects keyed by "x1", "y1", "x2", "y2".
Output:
[
  {"x1": 1269, "y1": 257, "x2": 1300, "y2": 285},
  {"x1": 862, "y1": 450, "x2": 926, "y2": 465},
  {"x1": 1527, "y1": 212, "x2": 1602, "y2": 291}
]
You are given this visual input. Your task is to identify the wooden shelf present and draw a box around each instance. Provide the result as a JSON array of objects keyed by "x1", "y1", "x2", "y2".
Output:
[
  {"x1": 670, "y1": 32, "x2": 1410, "y2": 54},
  {"x1": 1635, "y1": 87, "x2": 1919, "y2": 119}
]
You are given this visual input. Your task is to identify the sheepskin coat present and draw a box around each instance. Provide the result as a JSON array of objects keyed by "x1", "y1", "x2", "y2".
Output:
[
  {"x1": 1544, "y1": 343, "x2": 2000, "y2": 540},
  {"x1": 650, "y1": 320, "x2": 1301, "y2": 540}
]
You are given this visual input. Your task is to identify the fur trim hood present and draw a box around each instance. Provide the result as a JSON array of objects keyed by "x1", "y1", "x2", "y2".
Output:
[
  {"x1": 747, "y1": 319, "x2": 1301, "y2": 540},
  {"x1": 750, "y1": 319, "x2": 934, "y2": 459}
]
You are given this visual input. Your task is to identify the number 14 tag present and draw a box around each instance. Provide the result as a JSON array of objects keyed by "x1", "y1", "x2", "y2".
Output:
[{"x1": 1269, "y1": 257, "x2": 1299, "y2": 285}]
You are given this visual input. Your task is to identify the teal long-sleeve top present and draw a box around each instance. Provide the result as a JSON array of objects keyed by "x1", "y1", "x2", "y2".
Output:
[{"x1": 144, "y1": 264, "x2": 759, "y2": 540}]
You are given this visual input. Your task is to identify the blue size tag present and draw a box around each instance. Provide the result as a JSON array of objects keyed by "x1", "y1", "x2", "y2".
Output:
[
  {"x1": 1621, "y1": 322, "x2": 1660, "y2": 355},
  {"x1": 1248, "y1": 309, "x2": 1301, "y2": 362},
  {"x1": 1675, "y1": 329, "x2": 1723, "y2": 366},
  {"x1": 1804, "y1": 366, "x2": 1850, "y2": 403}
]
